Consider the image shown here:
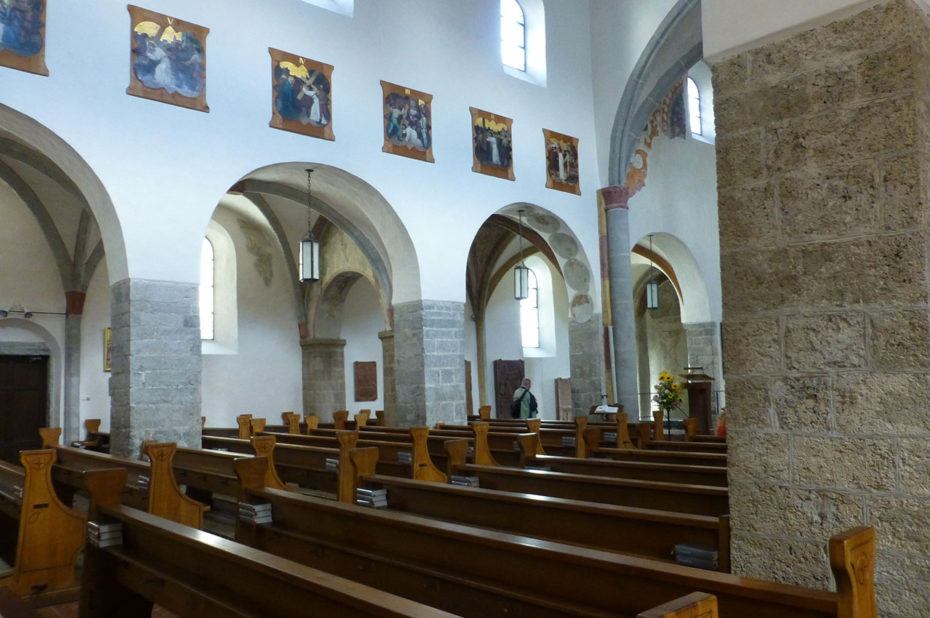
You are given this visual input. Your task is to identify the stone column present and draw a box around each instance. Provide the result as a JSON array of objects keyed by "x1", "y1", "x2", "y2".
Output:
[
  {"x1": 109, "y1": 279, "x2": 202, "y2": 458},
  {"x1": 568, "y1": 316, "x2": 605, "y2": 414},
  {"x1": 378, "y1": 330, "x2": 396, "y2": 424},
  {"x1": 600, "y1": 185, "x2": 640, "y2": 417},
  {"x1": 63, "y1": 290, "x2": 86, "y2": 445},
  {"x1": 712, "y1": 0, "x2": 930, "y2": 610},
  {"x1": 301, "y1": 338, "x2": 346, "y2": 422},
  {"x1": 393, "y1": 300, "x2": 466, "y2": 426}
]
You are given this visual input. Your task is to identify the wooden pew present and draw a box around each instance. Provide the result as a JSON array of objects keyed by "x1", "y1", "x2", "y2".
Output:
[
  {"x1": 234, "y1": 484, "x2": 875, "y2": 618},
  {"x1": 585, "y1": 427, "x2": 728, "y2": 467},
  {"x1": 268, "y1": 427, "x2": 448, "y2": 483},
  {"x1": 638, "y1": 593, "x2": 718, "y2": 618},
  {"x1": 516, "y1": 433, "x2": 728, "y2": 487},
  {"x1": 0, "y1": 449, "x2": 123, "y2": 598},
  {"x1": 69, "y1": 419, "x2": 109, "y2": 452},
  {"x1": 51, "y1": 443, "x2": 208, "y2": 529},
  {"x1": 351, "y1": 450, "x2": 731, "y2": 571},
  {"x1": 446, "y1": 450, "x2": 729, "y2": 516},
  {"x1": 201, "y1": 433, "x2": 358, "y2": 502},
  {"x1": 79, "y1": 503, "x2": 455, "y2": 618}
]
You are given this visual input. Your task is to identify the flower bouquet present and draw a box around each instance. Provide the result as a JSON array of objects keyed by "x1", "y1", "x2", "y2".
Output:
[{"x1": 653, "y1": 370, "x2": 683, "y2": 415}]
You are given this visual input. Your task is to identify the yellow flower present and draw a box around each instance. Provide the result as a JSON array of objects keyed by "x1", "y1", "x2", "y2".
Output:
[{"x1": 671, "y1": 383, "x2": 680, "y2": 391}]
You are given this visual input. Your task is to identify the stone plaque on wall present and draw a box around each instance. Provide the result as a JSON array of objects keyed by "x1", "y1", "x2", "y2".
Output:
[{"x1": 354, "y1": 361, "x2": 377, "y2": 402}]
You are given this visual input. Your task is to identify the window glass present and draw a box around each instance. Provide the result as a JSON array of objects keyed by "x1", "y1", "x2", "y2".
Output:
[
  {"x1": 501, "y1": 0, "x2": 526, "y2": 71},
  {"x1": 520, "y1": 268, "x2": 539, "y2": 348},
  {"x1": 687, "y1": 76, "x2": 702, "y2": 135}
]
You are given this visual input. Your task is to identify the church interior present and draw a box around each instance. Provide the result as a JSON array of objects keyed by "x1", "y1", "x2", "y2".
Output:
[{"x1": 0, "y1": 0, "x2": 926, "y2": 615}]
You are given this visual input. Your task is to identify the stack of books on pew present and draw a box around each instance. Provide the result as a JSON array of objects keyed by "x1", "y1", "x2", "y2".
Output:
[
  {"x1": 673, "y1": 543, "x2": 718, "y2": 570},
  {"x1": 561, "y1": 436, "x2": 576, "y2": 448},
  {"x1": 325, "y1": 457, "x2": 339, "y2": 472},
  {"x1": 239, "y1": 502, "x2": 273, "y2": 524},
  {"x1": 135, "y1": 474, "x2": 150, "y2": 489},
  {"x1": 466, "y1": 446, "x2": 475, "y2": 458},
  {"x1": 397, "y1": 451, "x2": 412, "y2": 465},
  {"x1": 12, "y1": 485, "x2": 22, "y2": 500},
  {"x1": 356, "y1": 488, "x2": 388, "y2": 508},
  {"x1": 87, "y1": 521, "x2": 122, "y2": 548},
  {"x1": 603, "y1": 432, "x2": 618, "y2": 442},
  {"x1": 450, "y1": 475, "x2": 480, "y2": 488},
  {"x1": 511, "y1": 439, "x2": 520, "y2": 451}
]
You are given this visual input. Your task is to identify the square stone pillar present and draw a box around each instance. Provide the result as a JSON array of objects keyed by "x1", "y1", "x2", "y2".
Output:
[
  {"x1": 109, "y1": 279, "x2": 202, "y2": 458},
  {"x1": 393, "y1": 300, "x2": 466, "y2": 426},
  {"x1": 569, "y1": 316, "x2": 606, "y2": 415},
  {"x1": 378, "y1": 330, "x2": 396, "y2": 424},
  {"x1": 301, "y1": 338, "x2": 346, "y2": 422},
  {"x1": 712, "y1": 0, "x2": 930, "y2": 610}
]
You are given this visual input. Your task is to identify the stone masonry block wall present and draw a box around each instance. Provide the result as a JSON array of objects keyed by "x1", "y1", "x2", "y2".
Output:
[
  {"x1": 569, "y1": 316, "x2": 606, "y2": 416},
  {"x1": 302, "y1": 339, "x2": 346, "y2": 422},
  {"x1": 379, "y1": 330, "x2": 396, "y2": 423},
  {"x1": 109, "y1": 278, "x2": 202, "y2": 458},
  {"x1": 394, "y1": 300, "x2": 466, "y2": 426},
  {"x1": 712, "y1": 1, "x2": 930, "y2": 614}
]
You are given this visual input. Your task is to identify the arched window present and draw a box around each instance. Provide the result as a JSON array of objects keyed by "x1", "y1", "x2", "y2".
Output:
[
  {"x1": 200, "y1": 237, "x2": 215, "y2": 340},
  {"x1": 520, "y1": 268, "x2": 539, "y2": 348},
  {"x1": 687, "y1": 77, "x2": 702, "y2": 136},
  {"x1": 501, "y1": 0, "x2": 526, "y2": 72}
]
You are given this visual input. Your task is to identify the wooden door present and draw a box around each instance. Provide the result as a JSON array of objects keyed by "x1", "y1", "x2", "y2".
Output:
[
  {"x1": 554, "y1": 377, "x2": 573, "y2": 420},
  {"x1": 493, "y1": 359, "x2": 524, "y2": 419},
  {"x1": 0, "y1": 355, "x2": 47, "y2": 464}
]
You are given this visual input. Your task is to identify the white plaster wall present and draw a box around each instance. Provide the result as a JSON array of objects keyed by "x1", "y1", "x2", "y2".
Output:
[
  {"x1": 0, "y1": 0, "x2": 603, "y2": 309},
  {"x1": 628, "y1": 132, "x2": 720, "y2": 324},
  {"x1": 200, "y1": 212, "x2": 302, "y2": 425},
  {"x1": 341, "y1": 278, "x2": 384, "y2": 416},
  {"x1": 79, "y1": 263, "x2": 112, "y2": 431},
  {"x1": 702, "y1": 0, "x2": 881, "y2": 60}
]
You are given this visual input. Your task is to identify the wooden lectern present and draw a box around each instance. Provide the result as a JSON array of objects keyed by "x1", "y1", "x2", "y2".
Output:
[{"x1": 681, "y1": 368, "x2": 714, "y2": 434}]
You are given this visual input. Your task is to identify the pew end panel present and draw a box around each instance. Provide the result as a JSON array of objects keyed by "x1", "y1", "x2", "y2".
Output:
[
  {"x1": 516, "y1": 433, "x2": 542, "y2": 468},
  {"x1": 0, "y1": 450, "x2": 85, "y2": 598},
  {"x1": 637, "y1": 592, "x2": 718, "y2": 618},
  {"x1": 38, "y1": 427, "x2": 61, "y2": 449},
  {"x1": 408, "y1": 427, "x2": 447, "y2": 483},
  {"x1": 303, "y1": 414, "x2": 320, "y2": 433},
  {"x1": 523, "y1": 419, "x2": 546, "y2": 455},
  {"x1": 441, "y1": 440, "x2": 469, "y2": 478},
  {"x1": 574, "y1": 416, "x2": 589, "y2": 458},
  {"x1": 248, "y1": 436, "x2": 291, "y2": 492},
  {"x1": 332, "y1": 410, "x2": 350, "y2": 430},
  {"x1": 143, "y1": 443, "x2": 209, "y2": 529},
  {"x1": 829, "y1": 526, "x2": 877, "y2": 618},
  {"x1": 470, "y1": 422, "x2": 500, "y2": 467},
  {"x1": 236, "y1": 414, "x2": 253, "y2": 440}
]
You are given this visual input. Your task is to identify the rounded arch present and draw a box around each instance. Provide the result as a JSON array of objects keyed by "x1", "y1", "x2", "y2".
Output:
[
  {"x1": 467, "y1": 202, "x2": 597, "y2": 326},
  {"x1": 232, "y1": 162, "x2": 421, "y2": 310},
  {"x1": 0, "y1": 319, "x2": 63, "y2": 428},
  {"x1": 310, "y1": 269, "x2": 389, "y2": 339},
  {"x1": 0, "y1": 103, "x2": 126, "y2": 282},
  {"x1": 632, "y1": 232, "x2": 710, "y2": 324}
]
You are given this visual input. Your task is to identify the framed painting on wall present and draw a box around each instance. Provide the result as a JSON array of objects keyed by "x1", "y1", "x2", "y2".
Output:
[
  {"x1": 127, "y1": 5, "x2": 209, "y2": 112},
  {"x1": 470, "y1": 107, "x2": 514, "y2": 181},
  {"x1": 353, "y1": 361, "x2": 377, "y2": 402},
  {"x1": 269, "y1": 48, "x2": 334, "y2": 141},
  {"x1": 0, "y1": 0, "x2": 48, "y2": 76},
  {"x1": 543, "y1": 129, "x2": 580, "y2": 195},
  {"x1": 380, "y1": 80, "x2": 433, "y2": 163},
  {"x1": 103, "y1": 327, "x2": 112, "y2": 372}
]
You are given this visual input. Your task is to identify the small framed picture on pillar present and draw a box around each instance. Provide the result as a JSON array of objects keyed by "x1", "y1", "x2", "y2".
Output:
[
  {"x1": 104, "y1": 327, "x2": 112, "y2": 372},
  {"x1": 543, "y1": 129, "x2": 580, "y2": 195},
  {"x1": 354, "y1": 361, "x2": 377, "y2": 402}
]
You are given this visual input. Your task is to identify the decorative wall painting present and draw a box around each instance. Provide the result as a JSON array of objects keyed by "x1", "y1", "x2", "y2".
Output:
[
  {"x1": 0, "y1": 0, "x2": 48, "y2": 76},
  {"x1": 543, "y1": 129, "x2": 580, "y2": 195},
  {"x1": 470, "y1": 107, "x2": 514, "y2": 181},
  {"x1": 127, "y1": 5, "x2": 209, "y2": 112},
  {"x1": 269, "y1": 48, "x2": 333, "y2": 141},
  {"x1": 103, "y1": 327, "x2": 112, "y2": 372},
  {"x1": 381, "y1": 80, "x2": 433, "y2": 163}
]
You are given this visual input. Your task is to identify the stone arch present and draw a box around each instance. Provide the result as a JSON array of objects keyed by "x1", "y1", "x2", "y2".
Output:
[
  {"x1": 608, "y1": 0, "x2": 703, "y2": 184},
  {"x1": 310, "y1": 269, "x2": 388, "y2": 339},
  {"x1": 467, "y1": 202, "x2": 602, "y2": 416},
  {"x1": 0, "y1": 320, "x2": 63, "y2": 432},
  {"x1": 632, "y1": 232, "x2": 711, "y2": 324}
]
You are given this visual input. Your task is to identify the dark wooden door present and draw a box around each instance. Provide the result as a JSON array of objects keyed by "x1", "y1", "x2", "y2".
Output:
[
  {"x1": 493, "y1": 359, "x2": 524, "y2": 419},
  {"x1": 0, "y1": 355, "x2": 47, "y2": 464}
]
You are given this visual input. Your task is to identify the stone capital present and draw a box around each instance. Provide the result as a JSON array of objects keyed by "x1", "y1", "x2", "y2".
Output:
[{"x1": 598, "y1": 185, "x2": 636, "y2": 211}]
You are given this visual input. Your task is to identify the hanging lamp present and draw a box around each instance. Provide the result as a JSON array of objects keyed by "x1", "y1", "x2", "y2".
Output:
[
  {"x1": 646, "y1": 234, "x2": 659, "y2": 310},
  {"x1": 514, "y1": 209, "x2": 530, "y2": 300},
  {"x1": 299, "y1": 168, "x2": 321, "y2": 282}
]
